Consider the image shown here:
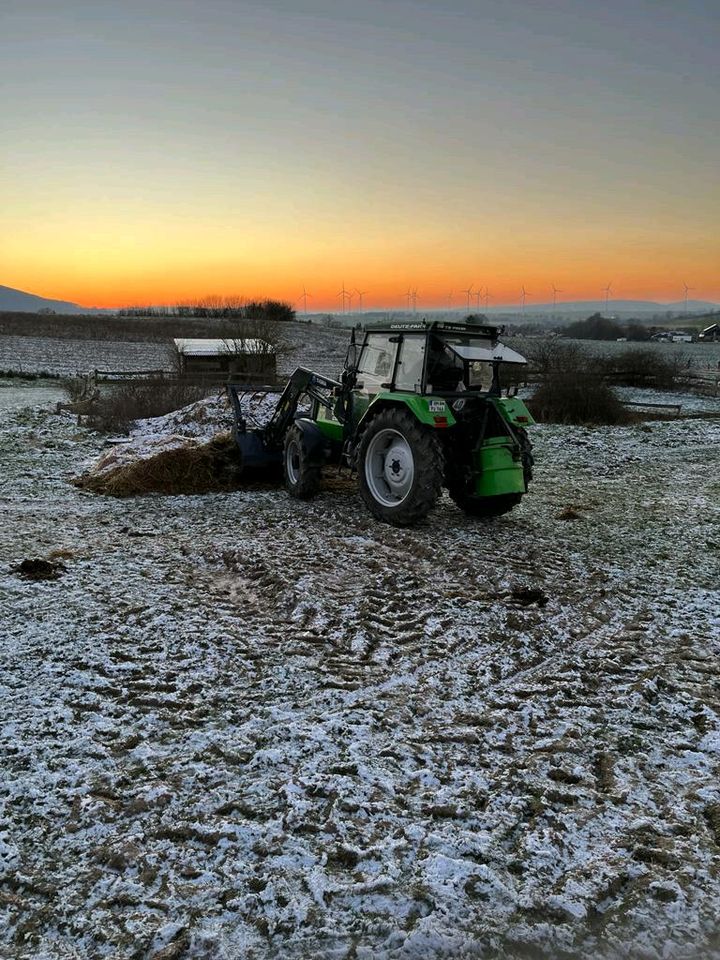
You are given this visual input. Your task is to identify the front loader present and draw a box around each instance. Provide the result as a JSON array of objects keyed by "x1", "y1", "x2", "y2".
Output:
[{"x1": 228, "y1": 316, "x2": 534, "y2": 526}]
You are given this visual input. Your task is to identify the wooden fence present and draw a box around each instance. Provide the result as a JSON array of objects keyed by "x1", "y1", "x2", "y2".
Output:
[{"x1": 94, "y1": 368, "x2": 281, "y2": 387}]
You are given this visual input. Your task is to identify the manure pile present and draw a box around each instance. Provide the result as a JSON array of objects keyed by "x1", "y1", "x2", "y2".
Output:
[
  {"x1": 72, "y1": 391, "x2": 278, "y2": 497},
  {"x1": 73, "y1": 432, "x2": 244, "y2": 497}
]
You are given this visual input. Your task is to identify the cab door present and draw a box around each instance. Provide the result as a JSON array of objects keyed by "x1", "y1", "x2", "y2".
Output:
[{"x1": 356, "y1": 333, "x2": 398, "y2": 394}]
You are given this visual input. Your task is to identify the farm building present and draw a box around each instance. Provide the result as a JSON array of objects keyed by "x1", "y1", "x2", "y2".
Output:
[
  {"x1": 699, "y1": 323, "x2": 719, "y2": 342},
  {"x1": 173, "y1": 338, "x2": 276, "y2": 382}
]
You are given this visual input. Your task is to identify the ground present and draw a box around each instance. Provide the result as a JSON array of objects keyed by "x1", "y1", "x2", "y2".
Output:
[{"x1": 1, "y1": 387, "x2": 719, "y2": 959}]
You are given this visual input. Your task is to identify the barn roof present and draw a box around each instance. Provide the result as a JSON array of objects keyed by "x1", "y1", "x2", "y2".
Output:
[{"x1": 173, "y1": 338, "x2": 274, "y2": 356}]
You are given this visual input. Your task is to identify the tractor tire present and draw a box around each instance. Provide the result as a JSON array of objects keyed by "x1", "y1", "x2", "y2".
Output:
[
  {"x1": 448, "y1": 488, "x2": 522, "y2": 518},
  {"x1": 357, "y1": 408, "x2": 444, "y2": 526},
  {"x1": 283, "y1": 424, "x2": 322, "y2": 499},
  {"x1": 516, "y1": 427, "x2": 534, "y2": 486}
]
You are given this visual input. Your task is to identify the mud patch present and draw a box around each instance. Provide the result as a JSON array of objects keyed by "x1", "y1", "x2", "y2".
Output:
[{"x1": 12, "y1": 557, "x2": 66, "y2": 580}]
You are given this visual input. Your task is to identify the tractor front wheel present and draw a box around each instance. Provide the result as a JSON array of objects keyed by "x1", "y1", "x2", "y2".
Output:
[
  {"x1": 283, "y1": 425, "x2": 322, "y2": 499},
  {"x1": 357, "y1": 409, "x2": 443, "y2": 526}
]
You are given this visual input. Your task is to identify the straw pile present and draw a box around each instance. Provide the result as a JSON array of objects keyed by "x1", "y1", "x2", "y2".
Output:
[{"x1": 73, "y1": 432, "x2": 245, "y2": 497}]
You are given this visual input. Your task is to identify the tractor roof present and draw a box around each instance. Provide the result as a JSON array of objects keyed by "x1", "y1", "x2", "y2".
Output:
[
  {"x1": 362, "y1": 316, "x2": 502, "y2": 339},
  {"x1": 174, "y1": 337, "x2": 274, "y2": 356}
]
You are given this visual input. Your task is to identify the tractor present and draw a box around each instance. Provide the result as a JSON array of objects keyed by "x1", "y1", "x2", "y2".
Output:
[{"x1": 228, "y1": 316, "x2": 534, "y2": 526}]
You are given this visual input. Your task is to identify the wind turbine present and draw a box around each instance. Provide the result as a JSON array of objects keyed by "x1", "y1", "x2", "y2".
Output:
[
  {"x1": 411, "y1": 288, "x2": 419, "y2": 314},
  {"x1": 337, "y1": 281, "x2": 350, "y2": 314},
  {"x1": 461, "y1": 284, "x2": 474, "y2": 312},
  {"x1": 683, "y1": 281, "x2": 694, "y2": 315},
  {"x1": 403, "y1": 288, "x2": 412, "y2": 311},
  {"x1": 603, "y1": 282, "x2": 612, "y2": 313},
  {"x1": 355, "y1": 288, "x2": 367, "y2": 313},
  {"x1": 446, "y1": 291, "x2": 453, "y2": 310},
  {"x1": 299, "y1": 285, "x2": 312, "y2": 314},
  {"x1": 484, "y1": 288, "x2": 491, "y2": 310},
  {"x1": 552, "y1": 283, "x2": 562, "y2": 309},
  {"x1": 475, "y1": 286, "x2": 483, "y2": 310},
  {"x1": 520, "y1": 285, "x2": 528, "y2": 314}
]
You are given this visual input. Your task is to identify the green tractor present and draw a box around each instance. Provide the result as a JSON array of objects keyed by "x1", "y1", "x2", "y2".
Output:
[{"x1": 228, "y1": 317, "x2": 534, "y2": 526}]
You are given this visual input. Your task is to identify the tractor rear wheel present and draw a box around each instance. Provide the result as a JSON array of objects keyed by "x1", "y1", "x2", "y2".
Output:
[
  {"x1": 357, "y1": 408, "x2": 443, "y2": 526},
  {"x1": 448, "y1": 489, "x2": 522, "y2": 517},
  {"x1": 283, "y1": 424, "x2": 321, "y2": 499}
]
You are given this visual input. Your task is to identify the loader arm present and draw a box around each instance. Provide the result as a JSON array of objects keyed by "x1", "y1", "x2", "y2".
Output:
[{"x1": 261, "y1": 368, "x2": 342, "y2": 450}]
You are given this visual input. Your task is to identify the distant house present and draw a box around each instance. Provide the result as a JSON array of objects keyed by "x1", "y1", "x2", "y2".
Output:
[
  {"x1": 651, "y1": 331, "x2": 694, "y2": 343},
  {"x1": 699, "y1": 323, "x2": 719, "y2": 342},
  {"x1": 173, "y1": 338, "x2": 276, "y2": 381}
]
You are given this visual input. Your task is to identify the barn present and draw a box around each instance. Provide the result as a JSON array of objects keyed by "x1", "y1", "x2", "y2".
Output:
[
  {"x1": 699, "y1": 323, "x2": 719, "y2": 342},
  {"x1": 173, "y1": 338, "x2": 277, "y2": 382}
]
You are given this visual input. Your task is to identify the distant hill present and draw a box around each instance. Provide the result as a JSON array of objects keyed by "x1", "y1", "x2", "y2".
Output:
[
  {"x1": 310, "y1": 299, "x2": 719, "y2": 324},
  {"x1": 484, "y1": 299, "x2": 719, "y2": 318},
  {"x1": 0, "y1": 284, "x2": 84, "y2": 314}
]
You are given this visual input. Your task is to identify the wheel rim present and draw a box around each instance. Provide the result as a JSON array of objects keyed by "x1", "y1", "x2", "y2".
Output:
[
  {"x1": 286, "y1": 437, "x2": 301, "y2": 484},
  {"x1": 365, "y1": 428, "x2": 414, "y2": 507}
]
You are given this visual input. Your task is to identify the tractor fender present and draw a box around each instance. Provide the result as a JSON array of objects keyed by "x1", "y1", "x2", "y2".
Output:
[
  {"x1": 292, "y1": 418, "x2": 329, "y2": 464},
  {"x1": 357, "y1": 394, "x2": 457, "y2": 432}
]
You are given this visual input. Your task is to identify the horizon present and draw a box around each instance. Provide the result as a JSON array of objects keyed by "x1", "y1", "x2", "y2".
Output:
[
  {"x1": 2, "y1": 1, "x2": 719, "y2": 310},
  {"x1": 2, "y1": 279, "x2": 719, "y2": 316},
  {"x1": 2, "y1": 280, "x2": 718, "y2": 316}
]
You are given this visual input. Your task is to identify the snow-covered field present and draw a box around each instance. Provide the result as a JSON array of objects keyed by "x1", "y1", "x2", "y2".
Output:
[
  {"x1": 1, "y1": 387, "x2": 719, "y2": 959},
  {"x1": 0, "y1": 336, "x2": 172, "y2": 377},
  {"x1": 613, "y1": 386, "x2": 719, "y2": 414},
  {"x1": 0, "y1": 323, "x2": 349, "y2": 380}
]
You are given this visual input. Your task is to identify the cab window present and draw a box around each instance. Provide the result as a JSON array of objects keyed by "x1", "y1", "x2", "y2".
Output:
[
  {"x1": 426, "y1": 336, "x2": 463, "y2": 392},
  {"x1": 394, "y1": 335, "x2": 426, "y2": 392},
  {"x1": 467, "y1": 361, "x2": 494, "y2": 391},
  {"x1": 357, "y1": 334, "x2": 397, "y2": 390}
]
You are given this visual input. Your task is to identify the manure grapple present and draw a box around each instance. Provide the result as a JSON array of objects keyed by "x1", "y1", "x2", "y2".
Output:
[{"x1": 228, "y1": 316, "x2": 534, "y2": 526}]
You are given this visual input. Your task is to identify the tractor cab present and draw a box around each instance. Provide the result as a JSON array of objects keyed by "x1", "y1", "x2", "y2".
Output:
[{"x1": 352, "y1": 316, "x2": 527, "y2": 398}]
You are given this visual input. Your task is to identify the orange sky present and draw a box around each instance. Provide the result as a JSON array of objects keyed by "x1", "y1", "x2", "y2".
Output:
[{"x1": 2, "y1": 1, "x2": 718, "y2": 310}]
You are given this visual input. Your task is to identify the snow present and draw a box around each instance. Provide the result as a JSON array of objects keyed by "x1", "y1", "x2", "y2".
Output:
[
  {"x1": 0, "y1": 336, "x2": 170, "y2": 376},
  {"x1": 614, "y1": 385, "x2": 719, "y2": 413},
  {"x1": 0, "y1": 386, "x2": 719, "y2": 958}
]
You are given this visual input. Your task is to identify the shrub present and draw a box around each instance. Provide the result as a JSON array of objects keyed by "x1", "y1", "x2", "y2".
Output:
[
  {"x1": 530, "y1": 373, "x2": 630, "y2": 425},
  {"x1": 526, "y1": 342, "x2": 630, "y2": 425},
  {"x1": 601, "y1": 349, "x2": 681, "y2": 389},
  {"x1": 563, "y1": 313, "x2": 624, "y2": 341},
  {"x1": 84, "y1": 381, "x2": 207, "y2": 433},
  {"x1": 624, "y1": 323, "x2": 652, "y2": 342},
  {"x1": 0, "y1": 369, "x2": 61, "y2": 380},
  {"x1": 62, "y1": 375, "x2": 95, "y2": 402},
  {"x1": 243, "y1": 299, "x2": 295, "y2": 323}
]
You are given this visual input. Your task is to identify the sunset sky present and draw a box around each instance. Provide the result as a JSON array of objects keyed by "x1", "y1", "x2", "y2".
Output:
[{"x1": 1, "y1": 0, "x2": 718, "y2": 310}]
